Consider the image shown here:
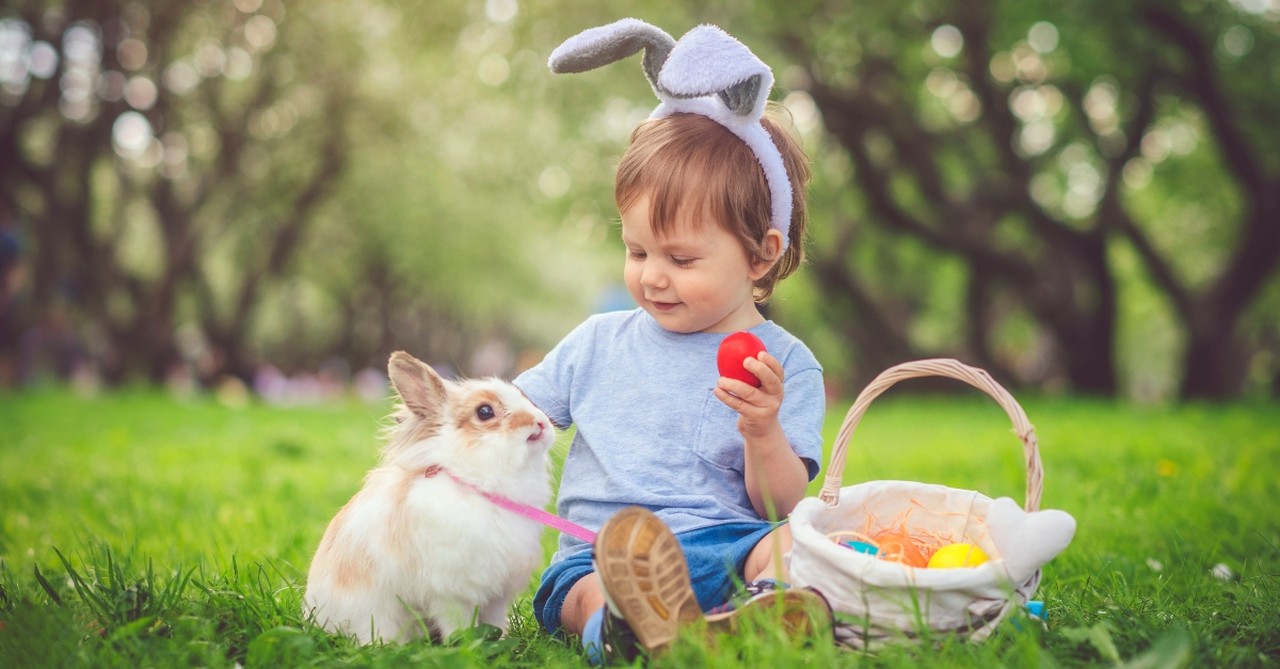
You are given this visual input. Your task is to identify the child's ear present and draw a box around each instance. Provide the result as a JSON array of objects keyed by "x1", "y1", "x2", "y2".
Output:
[{"x1": 749, "y1": 229, "x2": 785, "y2": 280}]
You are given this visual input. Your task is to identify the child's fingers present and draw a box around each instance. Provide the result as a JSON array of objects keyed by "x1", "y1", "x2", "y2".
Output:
[
  {"x1": 715, "y1": 379, "x2": 779, "y2": 414},
  {"x1": 715, "y1": 384, "x2": 782, "y2": 439},
  {"x1": 742, "y1": 353, "x2": 784, "y2": 392},
  {"x1": 714, "y1": 385, "x2": 764, "y2": 417},
  {"x1": 715, "y1": 378, "x2": 743, "y2": 398},
  {"x1": 713, "y1": 385, "x2": 742, "y2": 408}
]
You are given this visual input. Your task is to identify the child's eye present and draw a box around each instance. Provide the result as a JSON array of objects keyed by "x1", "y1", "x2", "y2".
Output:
[
  {"x1": 671, "y1": 256, "x2": 695, "y2": 267},
  {"x1": 628, "y1": 250, "x2": 647, "y2": 260}
]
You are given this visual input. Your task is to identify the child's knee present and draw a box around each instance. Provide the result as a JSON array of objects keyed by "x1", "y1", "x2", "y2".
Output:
[
  {"x1": 745, "y1": 525, "x2": 793, "y2": 580},
  {"x1": 560, "y1": 574, "x2": 606, "y2": 637}
]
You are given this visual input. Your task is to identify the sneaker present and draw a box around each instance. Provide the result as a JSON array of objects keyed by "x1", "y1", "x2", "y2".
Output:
[
  {"x1": 593, "y1": 506, "x2": 701, "y2": 660},
  {"x1": 706, "y1": 579, "x2": 834, "y2": 639}
]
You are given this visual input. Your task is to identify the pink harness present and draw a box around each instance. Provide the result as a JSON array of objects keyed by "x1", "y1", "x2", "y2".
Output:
[{"x1": 425, "y1": 465, "x2": 597, "y2": 544}]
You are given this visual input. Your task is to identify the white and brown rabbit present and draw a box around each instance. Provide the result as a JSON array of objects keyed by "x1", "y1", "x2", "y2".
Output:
[{"x1": 304, "y1": 351, "x2": 554, "y2": 644}]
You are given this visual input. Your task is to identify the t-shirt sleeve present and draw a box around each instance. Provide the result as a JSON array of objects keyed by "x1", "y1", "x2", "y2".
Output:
[
  {"x1": 780, "y1": 365, "x2": 826, "y2": 481},
  {"x1": 512, "y1": 320, "x2": 589, "y2": 429}
]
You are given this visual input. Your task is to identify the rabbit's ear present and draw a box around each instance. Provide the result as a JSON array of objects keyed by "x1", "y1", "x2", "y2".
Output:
[
  {"x1": 548, "y1": 18, "x2": 675, "y2": 94},
  {"x1": 658, "y1": 25, "x2": 773, "y2": 119},
  {"x1": 388, "y1": 351, "x2": 447, "y2": 420}
]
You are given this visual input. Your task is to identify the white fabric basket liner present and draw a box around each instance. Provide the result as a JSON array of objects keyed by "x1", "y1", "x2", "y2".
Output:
[
  {"x1": 785, "y1": 359, "x2": 1075, "y2": 645},
  {"x1": 790, "y1": 481, "x2": 1035, "y2": 637}
]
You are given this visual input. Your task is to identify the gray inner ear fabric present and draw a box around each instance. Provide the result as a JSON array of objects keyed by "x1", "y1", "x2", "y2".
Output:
[
  {"x1": 717, "y1": 76, "x2": 762, "y2": 116},
  {"x1": 550, "y1": 37, "x2": 642, "y2": 73},
  {"x1": 640, "y1": 42, "x2": 673, "y2": 88},
  {"x1": 549, "y1": 24, "x2": 675, "y2": 89}
]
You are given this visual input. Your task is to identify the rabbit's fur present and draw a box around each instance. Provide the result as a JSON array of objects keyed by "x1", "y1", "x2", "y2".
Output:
[{"x1": 304, "y1": 351, "x2": 553, "y2": 644}]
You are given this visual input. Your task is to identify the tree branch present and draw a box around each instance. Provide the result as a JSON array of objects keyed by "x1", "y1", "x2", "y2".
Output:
[{"x1": 1143, "y1": 4, "x2": 1280, "y2": 320}]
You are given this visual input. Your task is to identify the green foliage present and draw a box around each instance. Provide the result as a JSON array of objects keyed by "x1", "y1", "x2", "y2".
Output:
[
  {"x1": 4, "y1": 0, "x2": 1276, "y2": 395},
  {"x1": 1, "y1": 389, "x2": 1277, "y2": 666},
  {"x1": 740, "y1": 0, "x2": 1280, "y2": 398}
]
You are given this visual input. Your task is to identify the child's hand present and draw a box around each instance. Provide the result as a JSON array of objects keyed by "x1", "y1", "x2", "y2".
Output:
[{"x1": 714, "y1": 351, "x2": 785, "y2": 439}]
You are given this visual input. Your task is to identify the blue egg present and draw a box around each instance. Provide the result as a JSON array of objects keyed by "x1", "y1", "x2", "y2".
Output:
[{"x1": 842, "y1": 540, "x2": 879, "y2": 555}]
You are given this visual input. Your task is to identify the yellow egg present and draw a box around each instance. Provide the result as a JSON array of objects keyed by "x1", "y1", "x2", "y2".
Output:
[{"x1": 926, "y1": 543, "x2": 990, "y2": 569}]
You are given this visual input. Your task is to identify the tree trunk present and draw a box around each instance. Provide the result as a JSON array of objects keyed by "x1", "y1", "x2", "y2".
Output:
[
  {"x1": 804, "y1": 74, "x2": 1120, "y2": 394},
  {"x1": 1180, "y1": 321, "x2": 1247, "y2": 400}
]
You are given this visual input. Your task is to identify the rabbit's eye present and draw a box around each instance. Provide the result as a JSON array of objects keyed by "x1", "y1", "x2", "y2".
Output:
[{"x1": 475, "y1": 404, "x2": 496, "y2": 421}]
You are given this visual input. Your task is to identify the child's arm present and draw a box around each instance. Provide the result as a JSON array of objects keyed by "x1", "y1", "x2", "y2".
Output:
[{"x1": 713, "y1": 351, "x2": 809, "y2": 520}]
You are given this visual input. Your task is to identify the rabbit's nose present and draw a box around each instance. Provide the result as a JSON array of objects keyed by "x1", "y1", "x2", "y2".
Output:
[{"x1": 528, "y1": 420, "x2": 547, "y2": 443}]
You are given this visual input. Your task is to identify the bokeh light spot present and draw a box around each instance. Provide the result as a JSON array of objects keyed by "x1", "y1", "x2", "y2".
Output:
[
  {"x1": 30, "y1": 41, "x2": 59, "y2": 78},
  {"x1": 477, "y1": 53, "x2": 509, "y2": 86},
  {"x1": 930, "y1": 25, "x2": 963, "y2": 58},
  {"x1": 112, "y1": 110, "x2": 153, "y2": 157},
  {"x1": 163, "y1": 60, "x2": 200, "y2": 95},
  {"x1": 124, "y1": 75, "x2": 157, "y2": 109},
  {"x1": 1028, "y1": 22, "x2": 1059, "y2": 54},
  {"x1": 538, "y1": 165, "x2": 570, "y2": 199},
  {"x1": 117, "y1": 37, "x2": 148, "y2": 71},
  {"x1": 486, "y1": 0, "x2": 519, "y2": 24},
  {"x1": 244, "y1": 15, "x2": 277, "y2": 52}
]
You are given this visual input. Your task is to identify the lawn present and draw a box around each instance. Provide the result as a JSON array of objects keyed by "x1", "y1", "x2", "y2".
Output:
[{"x1": 1, "y1": 387, "x2": 1277, "y2": 667}]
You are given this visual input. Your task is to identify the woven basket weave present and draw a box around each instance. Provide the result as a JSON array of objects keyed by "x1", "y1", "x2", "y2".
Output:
[{"x1": 788, "y1": 359, "x2": 1044, "y2": 648}]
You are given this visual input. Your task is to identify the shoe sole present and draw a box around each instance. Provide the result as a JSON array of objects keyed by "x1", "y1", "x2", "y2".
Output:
[{"x1": 595, "y1": 507, "x2": 701, "y2": 653}]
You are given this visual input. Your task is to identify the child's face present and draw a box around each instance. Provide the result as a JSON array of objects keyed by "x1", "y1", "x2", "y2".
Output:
[{"x1": 620, "y1": 193, "x2": 772, "y2": 334}]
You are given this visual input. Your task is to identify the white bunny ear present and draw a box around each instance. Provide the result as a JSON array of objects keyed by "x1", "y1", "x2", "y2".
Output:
[
  {"x1": 388, "y1": 351, "x2": 448, "y2": 421},
  {"x1": 657, "y1": 24, "x2": 773, "y2": 120},
  {"x1": 548, "y1": 18, "x2": 676, "y2": 96},
  {"x1": 986, "y1": 497, "x2": 1077, "y2": 584}
]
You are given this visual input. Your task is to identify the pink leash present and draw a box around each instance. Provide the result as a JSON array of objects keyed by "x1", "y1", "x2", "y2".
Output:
[{"x1": 426, "y1": 465, "x2": 598, "y2": 544}]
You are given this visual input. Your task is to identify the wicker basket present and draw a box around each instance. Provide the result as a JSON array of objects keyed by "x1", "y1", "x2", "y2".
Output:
[{"x1": 788, "y1": 359, "x2": 1070, "y2": 648}]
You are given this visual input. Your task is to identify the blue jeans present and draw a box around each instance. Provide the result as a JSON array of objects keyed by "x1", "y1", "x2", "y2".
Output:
[{"x1": 533, "y1": 521, "x2": 779, "y2": 635}]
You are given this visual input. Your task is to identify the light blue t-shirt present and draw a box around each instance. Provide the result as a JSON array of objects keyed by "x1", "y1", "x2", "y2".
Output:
[{"x1": 514, "y1": 308, "x2": 825, "y2": 562}]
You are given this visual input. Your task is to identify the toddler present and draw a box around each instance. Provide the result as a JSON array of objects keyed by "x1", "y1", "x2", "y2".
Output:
[{"x1": 515, "y1": 19, "x2": 831, "y2": 662}]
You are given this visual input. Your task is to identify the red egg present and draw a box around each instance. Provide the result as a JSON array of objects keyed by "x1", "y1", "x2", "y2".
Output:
[{"x1": 717, "y1": 331, "x2": 767, "y2": 387}]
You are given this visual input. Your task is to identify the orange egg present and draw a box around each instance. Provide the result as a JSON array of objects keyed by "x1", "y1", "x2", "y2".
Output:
[{"x1": 874, "y1": 531, "x2": 928, "y2": 568}]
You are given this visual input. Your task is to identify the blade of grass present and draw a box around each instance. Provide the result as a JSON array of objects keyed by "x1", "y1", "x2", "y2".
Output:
[{"x1": 31, "y1": 564, "x2": 64, "y2": 607}]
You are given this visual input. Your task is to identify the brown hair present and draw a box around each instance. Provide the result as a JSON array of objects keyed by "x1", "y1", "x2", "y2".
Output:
[{"x1": 614, "y1": 106, "x2": 811, "y2": 302}]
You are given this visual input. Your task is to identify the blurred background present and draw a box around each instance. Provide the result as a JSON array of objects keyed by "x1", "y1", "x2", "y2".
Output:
[{"x1": 0, "y1": 0, "x2": 1276, "y2": 404}]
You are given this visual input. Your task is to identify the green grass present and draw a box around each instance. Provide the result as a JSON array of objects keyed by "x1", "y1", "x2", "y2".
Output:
[{"x1": 1, "y1": 388, "x2": 1277, "y2": 667}]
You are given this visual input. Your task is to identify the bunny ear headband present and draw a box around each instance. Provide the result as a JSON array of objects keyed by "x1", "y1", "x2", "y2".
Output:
[{"x1": 549, "y1": 18, "x2": 793, "y2": 250}]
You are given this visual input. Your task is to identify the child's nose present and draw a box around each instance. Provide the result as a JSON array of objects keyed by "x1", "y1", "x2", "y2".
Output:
[{"x1": 640, "y1": 263, "x2": 668, "y2": 289}]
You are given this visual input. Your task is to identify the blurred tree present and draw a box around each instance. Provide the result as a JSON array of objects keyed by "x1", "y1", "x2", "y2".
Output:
[
  {"x1": 271, "y1": 0, "x2": 645, "y2": 376},
  {"x1": 5, "y1": 0, "x2": 1276, "y2": 399},
  {"x1": 0, "y1": 0, "x2": 619, "y2": 385},
  {"x1": 0, "y1": 0, "x2": 356, "y2": 383},
  {"x1": 756, "y1": 0, "x2": 1278, "y2": 398}
]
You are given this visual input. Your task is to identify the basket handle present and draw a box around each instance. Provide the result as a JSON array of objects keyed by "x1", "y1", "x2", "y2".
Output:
[{"x1": 819, "y1": 358, "x2": 1043, "y2": 512}]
